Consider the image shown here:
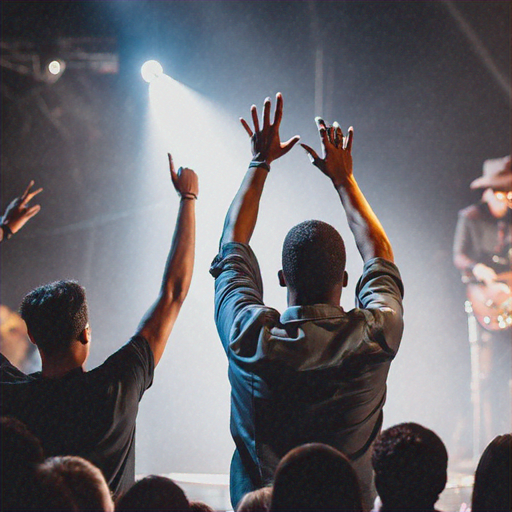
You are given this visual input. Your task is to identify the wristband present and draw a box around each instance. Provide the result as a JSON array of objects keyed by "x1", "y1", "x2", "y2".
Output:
[
  {"x1": 180, "y1": 193, "x2": 197, "y2": 200},
  {"x1": 249, "y1": 161, "x2": 270, "y2": 172},
  {"x1": 1, "y1": 223, "x2": 13, "y2": 240}
]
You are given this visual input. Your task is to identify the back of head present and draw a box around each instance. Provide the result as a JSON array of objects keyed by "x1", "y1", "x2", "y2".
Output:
[
  {"x1": 189, "y1": 501, "x2": 215, "y2": 512},
  {"x1": 372, "y1": 422, "x2": 448, "y2": 511},
  {"x1": 270, "y1": 443, "x2": 363, "y2": 512},
  {"x1": 471, "y1": 434, "x2": 512, "y2": 512},
  {"x1": 1, "y1": 416, "x2": 44, "y2": 511},
  {"x1": 20, "y1": 280, "x2": 88, "y2": 356},
  {"x1": 237, "y1": 486, "x2": 272, "y2": 512},
  {"x1": 36, "y1": 456, "x2": 114, "y2": 512},
  {"x1": 116, "y1": 475, "x2": 190, "y2": 512},
  {"x1": 282, "y1": 220, "x2": 346, "y2": 304}
]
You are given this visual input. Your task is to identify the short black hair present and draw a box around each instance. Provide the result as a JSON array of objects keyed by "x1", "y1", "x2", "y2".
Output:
[
  {"x1": 270, "y1": 443, "x2": 363, "y2": 512},
  {"x1": 372, "y1": 422, "x2": 448, "y2": 511},
  {"x1": 116, "y1": 475, "x2": 190, "y2": 511},
  {"x1": 471, "y1": 434, "x2": 511, "y2": 512},
  {"x1": 282, "y1": 220, "x2": 346, "y2": 304},
  {"x1": 20, "y1": 281, "x2": 88, "y2": 356}
]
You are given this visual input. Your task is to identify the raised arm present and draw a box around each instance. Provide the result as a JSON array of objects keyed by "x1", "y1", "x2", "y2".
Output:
[
  {"x1": 220, "y1": 93, "x2": 299, "y2": 247},
  {"x1": 136, "y1": 154, "x2": 198, "y2": 366},
  {"x1": 0, "y1": 181, "x2": 43, "y2": 242},
  {"x1": 301, "y1": 118, "x2": 393, "y2": 263}
]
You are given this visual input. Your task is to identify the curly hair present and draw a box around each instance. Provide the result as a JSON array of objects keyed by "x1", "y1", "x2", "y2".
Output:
[
  {"x1": 282, "y1": 220, "x2": 346, "y2": 304},
  {"x1": 371, "y1": 422, "x2": 448, "y2": 511}
]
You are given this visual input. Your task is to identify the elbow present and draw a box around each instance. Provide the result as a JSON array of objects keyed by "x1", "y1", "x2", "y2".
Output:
[
  {"x1": 162, "y1": 281, "x2": 191, "y2": 306},
  {"x1": 372, "y1": 238, "x2": 394, "y2": 262}
]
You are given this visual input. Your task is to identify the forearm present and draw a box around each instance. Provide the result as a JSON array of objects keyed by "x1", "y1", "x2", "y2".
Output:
[
  {"x1": 453, "y1": 252, "x2": 476, "y2": 274},
  {"x1": 137, "y1": 198, "x2": 196, "y2": 365},
  {"x1": 336, "y1": 176, "x2": 394, "y2": 262},
  {"x1": 220, "y1": 166, "x2": 268, "y2": 246}
]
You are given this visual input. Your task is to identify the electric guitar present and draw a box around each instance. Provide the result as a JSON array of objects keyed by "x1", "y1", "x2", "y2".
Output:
[{"x1": 466, "y1": 271, "x2": 512, "y2": 331}]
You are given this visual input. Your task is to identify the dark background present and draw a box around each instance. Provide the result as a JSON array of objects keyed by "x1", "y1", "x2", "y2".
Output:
[{"x1": 1, "y1": 1, "x2": 510, "y2": 476}]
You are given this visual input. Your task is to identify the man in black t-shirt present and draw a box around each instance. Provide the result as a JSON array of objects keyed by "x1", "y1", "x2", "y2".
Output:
[{"x1": 1, "y1": 154, "x2": 198, "y2": 497}]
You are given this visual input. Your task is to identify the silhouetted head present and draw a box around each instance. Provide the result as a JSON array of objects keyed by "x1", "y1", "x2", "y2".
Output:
[
  {"x1": 20, "y1": 281, "x2": 89, "y2": 357},
  {"x1": 471, "y1": 434, "x2": 511, "y2": 512},
  {"x1": 270, "y1": 443, "x2": 363, "y2": 511},
  {"x1": 237, "y1": 486, "x2": 272, "y2": 512},
  {"x1": 372, "y1": 422, "x2": 448, "y2": 511},
  {"x1": 116, "y1": 475, "x2": 190, "y2": 511},
  {"x1": 36, "y1": 456, "x2": 114, "y2": 512},
  {"x1": 1, "y1": 416, "x2": 44, "y2": 511},
  {"x1": 189, "y1": 501, "x2": 215, "y2": 512},
  {"x1": 280, "y1": 220, "x2": 347, "y2": 305}
]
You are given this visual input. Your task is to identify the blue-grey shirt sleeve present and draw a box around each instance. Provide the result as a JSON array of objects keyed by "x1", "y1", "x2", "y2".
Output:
[
  {"x1": 355, "y1": 257, "x2": 404, "y2": 354},
  {"x1": 210, "y1": 242, "x2": 280, "y2": 359}
]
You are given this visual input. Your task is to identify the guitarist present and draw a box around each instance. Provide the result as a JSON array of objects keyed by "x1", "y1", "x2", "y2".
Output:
[{"x1": 453, "y1": 155, "x2": 511, "y2": 450}]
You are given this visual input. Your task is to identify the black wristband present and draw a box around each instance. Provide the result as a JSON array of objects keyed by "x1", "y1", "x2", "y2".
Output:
[
  {"x1": 249, "y1": 161, "x2": 270, "y2": 172},
  {"x1": 1, "y1": 223, "x2": 13, "y2": 240}
]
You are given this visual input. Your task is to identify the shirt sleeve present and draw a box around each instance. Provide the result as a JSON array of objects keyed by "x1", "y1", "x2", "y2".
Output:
[
  {"x1": 355, "y1": 257, "x2": 404, "y2": 355},
  {"x1": 453, "y1": 209, "x2": 477, "y2": 275},
  {"x1": 99, "y1": 335, "x2": 155, "y2": 400},
  {"x1": 210, "y1": 242, "x2": 280, "y2": 359}
]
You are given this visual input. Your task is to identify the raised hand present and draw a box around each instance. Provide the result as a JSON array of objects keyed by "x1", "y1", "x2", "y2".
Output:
[
  {"x1": 301, "y1": 118, "x2": 354, "y2": 187},
  {"x1": 168, "y1": 153, "x2": 198, "y2": 200},
  {"x1": 240, "y1": 92, "x2": 300, "y2": 165},
  {"x1": 1, "y1": 181, "x2": 43, "y2": 235}
]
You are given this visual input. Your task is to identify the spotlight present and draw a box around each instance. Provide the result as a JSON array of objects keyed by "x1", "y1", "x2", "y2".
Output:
[
  {"x1": 48, "y1": 60, "x2": 63, "y2": 75},
  {"x1": 141, "y1": 60, "x2": 163, "y2": 83},
  {"x1": 42, "y1": 58, "x2": 66, "y2": 83}
]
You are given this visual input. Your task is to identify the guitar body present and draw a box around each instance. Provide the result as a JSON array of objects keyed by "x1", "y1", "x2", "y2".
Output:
[{"x1": 466, "y1": 272, "x2": 512, "y2": 331}]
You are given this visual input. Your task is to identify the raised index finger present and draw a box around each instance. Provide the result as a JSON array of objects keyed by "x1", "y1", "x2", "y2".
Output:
[
  {"x1": 21, "y1": 180, "x2": 35, "y2": 200},
  {"x1": 168, "y1": 153, "x2": 179, "y2": 190}
]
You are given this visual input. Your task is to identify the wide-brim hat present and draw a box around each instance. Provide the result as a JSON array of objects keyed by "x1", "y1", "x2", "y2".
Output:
[{"x1": 470, "y1": 155, "x2": 512, "y2": 191}]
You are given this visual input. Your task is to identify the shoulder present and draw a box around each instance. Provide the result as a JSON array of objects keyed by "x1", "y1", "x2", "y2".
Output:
[
  {"x1": 458, "y1": 203, "x2": 484, "y2": 221},
  {"x1": 359, "y1": 258, "x2": 404, "y2": 298},
  {"x1": 210, "y1": 242, "x2": 259, "y2": 278},
  {"x1": 0, "y1": 353, "x2": 30, "y2": 382},
  {"x1": 93, "y1": 336, "x2": 154, "y2": 379}
]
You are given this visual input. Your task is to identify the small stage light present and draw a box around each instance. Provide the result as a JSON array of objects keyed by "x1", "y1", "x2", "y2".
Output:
[
  {"x1": 48, "y1": 60, "x2": 63, "y2": 75},
  {"x1": 42, "y1": 58, "x2": 66, "y2": 83},
  {"x1": 141, "y1": 60, "x2": 163, "y2": 83}
]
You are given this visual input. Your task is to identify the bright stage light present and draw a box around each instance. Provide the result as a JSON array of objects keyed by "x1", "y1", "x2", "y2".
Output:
[
  {"x1": 141, "y1": 60, "x2": 163, "y2": 83},
  {"x1": 42, "y1": 58, "x2": 66, "y2": 83},
  {"x1": 48, "y1": 60, "x2": 63, "y2": 75}
]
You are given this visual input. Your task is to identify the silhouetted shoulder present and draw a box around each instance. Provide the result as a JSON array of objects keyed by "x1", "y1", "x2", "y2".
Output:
[{"x1": 458, "y1": 203, "x2": 485, "y2": 221}]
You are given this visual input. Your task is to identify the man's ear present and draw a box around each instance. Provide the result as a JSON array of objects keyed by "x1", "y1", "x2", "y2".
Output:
[
  {"x1": 278, "y1": 270, "x2": 286, "y2": 287},
  {"x1": 79, "y1": 325, "x2": 91, "y2": 345},
  {"x1": 343, "y1": 270, "x2": 348, "y2": 288}
]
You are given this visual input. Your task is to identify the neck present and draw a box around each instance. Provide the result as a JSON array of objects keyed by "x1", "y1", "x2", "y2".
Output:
[
  {"x1": 287, "y1": 288, "x2": 342, "y2": 307},
  {"x1": 40, "y1": 351, "x2": 85, "y2": 378}
]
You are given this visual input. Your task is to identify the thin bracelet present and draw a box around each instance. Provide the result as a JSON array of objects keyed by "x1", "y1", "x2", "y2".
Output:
[
  {"x1": 181, "y1": 193, "x2": 197, "y2": 200},
  {"x1": 249, "y1": 161, "x2": 270, "y2": 172}
]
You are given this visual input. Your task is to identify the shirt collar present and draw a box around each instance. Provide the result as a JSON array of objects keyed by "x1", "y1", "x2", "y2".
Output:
[{"x1": 281, "y1": 304, "x2": 345, "y2": 324}]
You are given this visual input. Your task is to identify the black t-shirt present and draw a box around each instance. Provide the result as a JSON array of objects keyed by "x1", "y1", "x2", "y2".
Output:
[{"x1": 0, "y1": 335, "x2": 154, "y2": 497}]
